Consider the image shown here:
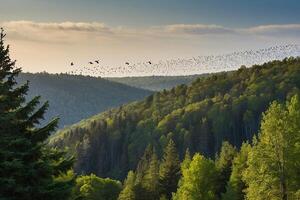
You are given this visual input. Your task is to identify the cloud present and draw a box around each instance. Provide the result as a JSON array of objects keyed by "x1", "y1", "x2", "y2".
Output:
[
  {"x1": 1, "y1": 21, "x2": 114, "y2": 44},
  {"x1": 162, "y1": 24, "x2": 235, "y2": 35},
  {"x1": 2, "y1": 21, "x2": 112, "y2": 33},
  {"x1": 1, "y1": 21, "x2": 300, "y2": 44},
  {"x1": 244, "y1": 24, "x2": 300, "y2": 37}
]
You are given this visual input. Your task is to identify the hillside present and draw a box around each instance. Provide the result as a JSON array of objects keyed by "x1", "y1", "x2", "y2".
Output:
[
  {"x1": 49, "y1": 57, "x2": 300, "y2": 180},
  {"x1": 17, "y1": 73, "x2": 152, "y2": 127},
  {"x1": 106, "y1": 74, "x2": 206, "y2": 91}
]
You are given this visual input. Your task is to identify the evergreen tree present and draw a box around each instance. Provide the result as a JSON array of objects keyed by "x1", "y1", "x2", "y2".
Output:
[
  {"x1": 134, "y1": 145, "x2": 160, "y2": 200},
  {"x1": 135, "y1": 145, "x2": 154, "y2": 183},
  {"x1": 118, "y1": 171, "x2": 137, "y2": 200},
  {"x1": 143, "y1": 152, "x2": 160, "y2": 199},
  {"x1": 158, "y1": 140, "x2": 181, "y2": 200},
  {"x1": 215, "y1": 141, "x2": 237, "y2": 198},
  {"x1": 222, "y1": 142, "x2": 251, "y2": 200},
  {"x1": 243, "y1": 96, "x2": 300, "y2": 200},
  {"x1": 0, "y1": 28, "x2": 74, "y2": 200},
  {"x1": 173, "y1": 153, "x2": 218, "y2": 200}
]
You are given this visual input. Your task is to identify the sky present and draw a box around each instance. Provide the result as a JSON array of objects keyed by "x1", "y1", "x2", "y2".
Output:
[{"x1": 1, "y1": 0, "x2": 300, "y2": 76}]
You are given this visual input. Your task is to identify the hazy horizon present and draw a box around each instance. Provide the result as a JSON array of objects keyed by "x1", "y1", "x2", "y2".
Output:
[{"x1": 1, "y1": 0, "x2": 300, "y2": 76}]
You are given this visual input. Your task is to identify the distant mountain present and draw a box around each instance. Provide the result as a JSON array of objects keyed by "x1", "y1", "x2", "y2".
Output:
[
  {"x1": 49, "y1": 57, "x2": 300, "y2": 179},
  {"x1": 17, "y1": 73, "x2": 152, "y2": 128},
  {"x1": 106, "y1": 74, "x2": 207, "y2": 91}
]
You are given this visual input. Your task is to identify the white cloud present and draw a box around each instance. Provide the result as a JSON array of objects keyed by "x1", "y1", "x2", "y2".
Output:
[
  {"x1": 244, "y1": 24, "x2": 300, "y2": 37},
  {"x1": 1, "y1": 21, "x2": 300, "y2": 43},
  {"x1": 162, "y1": 24, "x2": 235, "y2": 35},
  {"x1": 1, "y1": 21, "x2": 299, "y2": 75}
]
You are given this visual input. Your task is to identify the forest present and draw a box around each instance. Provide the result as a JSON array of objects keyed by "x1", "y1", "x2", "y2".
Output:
[
  {"x1": 106, "y1": 74, "x2": 206, "y2": 91},
  {"x1": 17, "y1": 72, "x2": 152, "y2": 127},
  {"x1": 50, "y1": 57, "x2": 300, "y2": 181},
  {"x1": 0, "y1": 29, "x2": 299, "y2": 200}
]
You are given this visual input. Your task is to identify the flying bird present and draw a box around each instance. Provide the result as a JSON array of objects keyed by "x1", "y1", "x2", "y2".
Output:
[
  {"x1": 95, "y1": 60, "x2": 99, "y2": 64},
  {"x1": 89, "y1": 62, "x2": 93, "y2": 64},
  {"x1": 70, "y1": 62, "x2": 74, "y2": 66},
  {"x1": 148, "y1": 61, "x2": 152, "y2": 65},
  {"x1": 125, "y1": 62, "x2": 130, "y2": 65}
]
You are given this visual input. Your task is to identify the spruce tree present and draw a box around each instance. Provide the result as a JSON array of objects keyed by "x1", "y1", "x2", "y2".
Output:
[
  {"x1": 158, "y1": 140, "x2": 181, "y2": 200},
  {"x1": 215, "y1": 141, "x2": 237, "y2": 198},
  {"x1": 118, "y1": 171, "x2": 137, "y2": 200},
  {"x1": 222, "y1": 142, "x2": 251, "y2": 200},
  {"x1": 134, "y1": 145, "x2": 160, "y2": 200},
  {"x1": 0, "y1": 28, "x2": 74, "y2": 200}
]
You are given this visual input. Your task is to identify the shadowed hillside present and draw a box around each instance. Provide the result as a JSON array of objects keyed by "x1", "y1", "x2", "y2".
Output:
[{"x1": 17, "y1": 73, "x2": 152, "y2": 127}]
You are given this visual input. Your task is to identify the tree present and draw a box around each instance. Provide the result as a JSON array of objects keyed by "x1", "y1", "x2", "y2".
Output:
[
  {"x1": 215, "y1": 141, "x2": 237, "y2": 197},
  {"x1": 158, "y1": 140, "x2": 181, "y2": 199},
  {"x1": 243, "y1": 96, "x2": 300, "y2": 200},
  {"x1": 134, "y1": 145, "x2": 160, "y2": 200},
  {"x1": 0, "y1": 28, "x2": 74, "y2": 200},
  {"x1": 118, "y1": 171, "x2": 137, "y2": 200},
  {"x1": 222, "y1": 142, "x2": 251, "y2": 200},
  {"x1": 173, "y1": 153, "x2": 218, "y2": 200},
  {"x1": 73, "y1": 174, "x2": 122, "y2": 200},
  {"x1": 143, "y1": 152, "x2": 160, "y2": 199}
]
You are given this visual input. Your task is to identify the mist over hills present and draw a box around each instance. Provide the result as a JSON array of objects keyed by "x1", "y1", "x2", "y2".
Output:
[
  {"x1": 17, "y1": 73, "x2": 152, "y2": 128},
  {"x1": 106, "y1": 74, "x2": 207, "y2": 91}
]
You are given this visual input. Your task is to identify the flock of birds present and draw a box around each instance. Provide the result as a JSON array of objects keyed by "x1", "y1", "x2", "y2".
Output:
[{"x1": 66, "y1": 44, "x2": 300, "y2": 77}]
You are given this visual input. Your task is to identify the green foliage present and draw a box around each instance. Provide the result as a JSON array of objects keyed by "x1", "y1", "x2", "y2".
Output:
[
  {"x1": 222, "y1": 142, "x2": 251, "y2": 200},
  {"x1": 215, "y1": 141, "x2": 237, "y2": 198},
  {"x1": 158, "y1": 140, "x2": 181, "y2": 199},
  {"x1": 173, "y1": 153, "x2": 218, "y2": 200},
  {"x1": 50, "y1": 57, "x2": 300, "y2": 179},
  {"x1": 119, "y1": 146, "x2": 160, "y2": 200},
  {"x1": 73, "y1": 174, "x2": 122, "y2": 200},
  {"x1": 242, "y1": 95, "x2": 300, "y2": 200},
  {"x1": 0, "y1": 29, "x2": 75, "y2": 199},
  {"x1": 118, "y1": 171, "x2": 137, "y2": 200}
]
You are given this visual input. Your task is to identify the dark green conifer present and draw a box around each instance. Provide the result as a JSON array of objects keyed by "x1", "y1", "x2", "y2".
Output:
[
  {"x1": 0, "y1": 28, "x2": 74, "y2": 200},
  {"x1": 158, "y1": 140, "x2": 181, "y2": 200}
]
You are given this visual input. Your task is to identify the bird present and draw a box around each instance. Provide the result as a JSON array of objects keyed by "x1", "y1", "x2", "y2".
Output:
[
  {"x1": 89, "y1": 62, "x2": 93, "y2": 64},
  {"x1": 70, "y1": 62, "x2": 74, "y2": 66},
  {"x1": 148, "y1": 61, "x2": 152, "y2": 65},
  {"x1": 125, "y1": 62, "x2": 130, "y2": 65},
  {"x1": 95, "y1": 60, "x2": 99, "y2": 64}
]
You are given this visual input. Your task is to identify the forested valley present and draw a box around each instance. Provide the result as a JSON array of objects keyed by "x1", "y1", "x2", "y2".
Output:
[
  {"x1": 1, "y1": 29, "x2": 299, "y2": 200},
  {"x1": 50, "y1": 57, "x2": 300, "y2": 179}
]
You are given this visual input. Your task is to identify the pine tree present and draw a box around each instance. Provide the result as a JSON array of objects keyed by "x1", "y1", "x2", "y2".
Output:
[
  {"x1": 215, "y1": 141, "x2": 237, "y2": 198},
  {"x1": 222, "y1": 142, "x2": 251, "y2": 200},
  {"x1": 143, "y1": 152, "x2": 160, "y2": 199},
  {"x1": 0, "y1": 28, "x2": 74, "y2": 200},
  {"x1": 135, "y1": 145, "x2": 160, "y2": 200},
  {"x1": 118, "y1": 171, "x2": 137, "y2": 200},
  {"x1": 158, "y1": 139, "x2": 181, "y2": 200}
]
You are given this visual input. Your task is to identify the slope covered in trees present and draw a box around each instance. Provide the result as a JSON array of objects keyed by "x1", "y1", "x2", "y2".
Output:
[
  {"x1": 17, "y1": 73, "x2": 152, "y2": 127},
  {"x1": 50, "y1": 57, "x2": 300, "y2": 180},
  {"x1": 106, "y1": 74, "x2": 206, "y2": 91}
]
